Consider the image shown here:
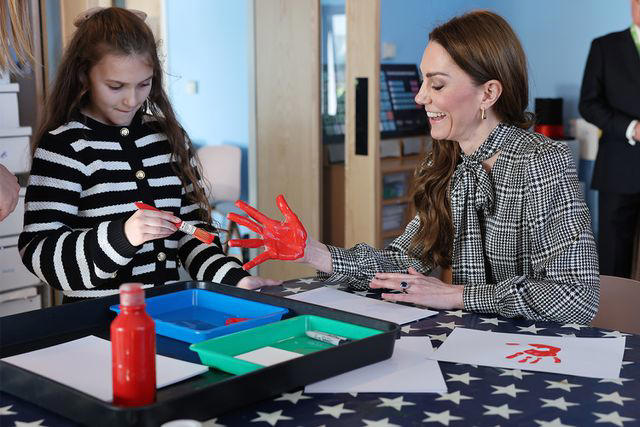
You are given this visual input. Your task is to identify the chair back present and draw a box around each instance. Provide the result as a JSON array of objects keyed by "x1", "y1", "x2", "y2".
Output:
[
  {"x1": 196, "y1": 145, "x2": 242, "y2": 204},
  {"x1": 591, "y1": 275, "x2": 640, "y2": 334}
]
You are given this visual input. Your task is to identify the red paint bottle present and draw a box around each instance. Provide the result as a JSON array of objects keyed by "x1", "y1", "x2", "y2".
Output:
[{"x1": 111, "y1": 283, "x2": 156, "y2": 406}]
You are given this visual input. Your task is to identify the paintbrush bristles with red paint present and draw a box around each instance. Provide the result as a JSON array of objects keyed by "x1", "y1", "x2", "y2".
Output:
[{"x1": 134, "y1": 202, "x2": 215, "y2": 245}]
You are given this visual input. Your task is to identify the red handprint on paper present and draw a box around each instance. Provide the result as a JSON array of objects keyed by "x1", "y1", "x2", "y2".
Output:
[
  {"x1": 227, "y1": 194, "x2": 307, "y2": 270},
  {"x1": 505, "y1": 343, "x2": 562, "y2": 364}
]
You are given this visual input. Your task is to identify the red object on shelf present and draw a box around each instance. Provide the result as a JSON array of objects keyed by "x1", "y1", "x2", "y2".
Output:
[
  {"x1": 111, "y1": 283, "x2": 156, "y2": 406},
  {"x1": 534, "y1": 124, "x2": 564, "y2": 139},
  {"x1": 225, "y1": 317, "x2": 249, "y2": 325}
]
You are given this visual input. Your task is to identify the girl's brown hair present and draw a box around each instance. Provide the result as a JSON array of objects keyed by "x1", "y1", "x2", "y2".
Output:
[
  {"x1": 34, "y1": 7, "x2": 211, "y2": 222},
  {"x1": 410, "y1": 10, "x2": 534, "y2": 268},
  {"x1": 0, "y1": 0, "x2": 34, "y2": 75}
]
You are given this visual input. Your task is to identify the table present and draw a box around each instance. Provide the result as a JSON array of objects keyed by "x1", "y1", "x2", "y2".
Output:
[{"x1": 1, "y1": 279, "x2": 639, "y2": 426}]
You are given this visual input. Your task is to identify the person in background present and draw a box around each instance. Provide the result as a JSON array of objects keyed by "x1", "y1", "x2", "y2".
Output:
[
  {"x1": 0, "y1": 0, "x2": 33, "y2": 221},
  {"x1": 18, "y1": 7, "x2": 280, "y2": 302},
  {"x1": 579, "y1": 0, "x2": 640, "y2": 278},
  {"x1": 230, "y1": 11, "x2": 600, "y2": 324},
  {"x1": 0, "y1": 164, "x2": 19, "y2": 221}
]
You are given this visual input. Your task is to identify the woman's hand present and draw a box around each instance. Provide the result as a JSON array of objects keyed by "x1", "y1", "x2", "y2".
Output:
[
  {"x1": 124, "y1": 208, "x2": 179, "y2": 246},
  {"x1": 237, "y1": 275, "x2": 283, "y2": 290},
  {"x1": 370, "y1": 267, "x2": 464, "y2": 310},
  {"x1": 227, "y1": 194, "x2": 307, "y2": 270}
]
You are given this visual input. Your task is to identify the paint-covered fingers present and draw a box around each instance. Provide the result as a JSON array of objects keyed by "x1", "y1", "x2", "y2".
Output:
[
  {"x1": 242, "y1": 250, "x2": 274, "y2": 271},
  {"x1": 227, "y1": 212, "x2": 264, "y2": 235},
  {"x1": 234, "y1": 199, "x2": 277, "y2": 227},
  {"x1": 228, "y1": 238, "x2": 264, "y2": 249}
]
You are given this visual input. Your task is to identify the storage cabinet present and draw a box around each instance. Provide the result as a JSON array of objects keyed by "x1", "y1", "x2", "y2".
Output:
[
  {"x1": 379, "y1": 136, "x2": 430, "y2": 247},
  {"x1": 323, "y1": 135, "x2": 430, "y2": 249},
  {"x1": 0, "y1": 70, "x2": 42, "y2": 316}
]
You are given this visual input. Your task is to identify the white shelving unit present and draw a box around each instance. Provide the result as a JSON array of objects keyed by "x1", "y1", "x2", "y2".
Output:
[{"x1": 0, "y1": 69, "x2": 42, "y2": 316}]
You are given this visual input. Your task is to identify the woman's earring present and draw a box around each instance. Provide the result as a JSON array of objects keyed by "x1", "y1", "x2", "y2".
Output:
[{"x1": 481, "y1": 107, "x2": 486, "y2": 120}]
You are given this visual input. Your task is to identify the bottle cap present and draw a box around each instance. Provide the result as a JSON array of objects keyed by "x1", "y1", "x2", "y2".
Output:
[{"x1": 119, "y1": 283, "x2": 145, "y2": 307}]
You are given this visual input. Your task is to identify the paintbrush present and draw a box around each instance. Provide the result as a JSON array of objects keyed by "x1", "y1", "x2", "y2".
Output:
[{"x1": 134, "y1": 202, "x2": 215, "y2": 245}]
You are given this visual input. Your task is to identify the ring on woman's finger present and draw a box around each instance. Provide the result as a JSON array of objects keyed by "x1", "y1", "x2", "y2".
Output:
[{"x1": 400, "y1": 281, "x2": 411, "y2": 293}]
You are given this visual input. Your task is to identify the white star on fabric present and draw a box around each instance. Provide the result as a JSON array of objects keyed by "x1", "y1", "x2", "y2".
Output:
[
  {"x1": 362, "y1": 417, "x2": 401, "y2": 427},
  {"x1": 401, "y1": 323, "x2": 423, "y2": 334},
  {"x1": 436, "y1": 390, "x2": 473, "y2": 405},
  {"x1": 622, "y1": 361, "x2": 634, "y2": 366},
  {"x1": 377, "y1": 396, "x2": 415, "y2": 411},
  {"x1": 479, "y1": 317, "x2": 507, "y2": 326},
  {"x1": 455, "y1": 362, "x2": 478, "y2": 368},
  {"x1": 446, "y1": 372, "x2": 481, "y2": 385},
  {"x1": 595, "y1": 391, "x2": 635, "y2": 406},
  {"x1": 436, "y1": 321, "x2": 460, "y2": 330},
  {"x1": 534, "y1": 417, "x2": 575, "y2": 427},
  {"x1": 283, "y1": 286, "x2": 304, "y2": 294},
  {"x1": 348, "y1": 392, "x2": 358, "y2": 397},
  {"x1": 561, "y1": 322, "x2": 588, "y2": 330},
  {"x1": 444, "y1": 309, "x2": 466, "y2": 318},
  {"x1": 422, "y1": 409, "x2": 464, "y2": 425},
  {"x1": 0, "y1": 405, "x2": 17, "y2": 415},
  {"x1": 491, "y1": 383, "x2": 528, "y2": 398},
  {"x1": 499, "y1": 368, "x2": 535, "y2": 380},
  {"x1": 540, "y1": 396, "x2": 579, "y2": 411},
  {"x1": 600, "y1": 330, "x2": 631, "y2": 338},
  {"x1": 545, "y1": 379, "x2": 582, "y2": 392},
  {"x1": 556, "y1": 333, "x2": 577, "y2": 338},
  {"x1": 251, "y1": 410, "x2": 292, "y2": 426},
  {"x1": 274, "y1": 390, "x2": 311, "y2": 404},
  {"x1": 428, "y1": 333, "x2": 449, "y2": 342},
  {"x1": 599, "y1": 377, "x2": 633, "y2": 385},
  {"x1": 482, "y1": 403, "x2": 523, "y2": 419},
  {"x1": 14, "y1": 421, "x2": 46, "y2": 427},
  {"x1": 315, "y1": 403, "x2": 355, "y2": 419},
  {"x1": 517, "y1": 324, "x2": 546, "y2": 334},
  {"x1": 296, "y1": 278, "x2": 317, "y2": 284},
  {"x1": 592, "y1": 411, "x2": 636, "y2": 426},
  {"x1": 202, "y1": 419, "x2": 226, "y2": 427}
]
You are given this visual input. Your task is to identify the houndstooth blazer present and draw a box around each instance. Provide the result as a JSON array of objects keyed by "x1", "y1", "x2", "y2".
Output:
[{"x1": 318, "y1": 124, "x2": 599, "y2": 324}]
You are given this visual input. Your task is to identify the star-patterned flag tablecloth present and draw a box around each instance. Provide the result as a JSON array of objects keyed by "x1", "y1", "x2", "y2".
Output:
[{"x1": 1, "y1": 278, "x2": 638, "y2": 427}]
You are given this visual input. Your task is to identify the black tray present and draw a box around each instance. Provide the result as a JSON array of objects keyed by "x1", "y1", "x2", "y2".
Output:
[{"x1": 0, "y1": 281, "x2": 399, "y2": 426}]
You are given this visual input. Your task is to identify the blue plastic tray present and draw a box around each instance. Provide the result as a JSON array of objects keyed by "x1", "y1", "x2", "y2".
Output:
[{"x1": 110, "y1": 289, "x2": 288, "y2": 343}]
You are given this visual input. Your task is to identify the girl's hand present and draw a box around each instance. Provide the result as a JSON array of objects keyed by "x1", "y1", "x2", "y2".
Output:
[
  {"x1": 124, "y1": 208, "x2": 180, "y2": 246},
  {"x1": 237, "y1": 275, "x2": 283, "y2": 290},
  {"x1": 370, "y1": 267, "x2": 464, "y2": 310}
]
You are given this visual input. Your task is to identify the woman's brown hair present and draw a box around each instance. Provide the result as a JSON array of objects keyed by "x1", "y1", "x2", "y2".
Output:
[
  {"x1": 410, "y1": 10, "x2": 534, "y2": 268},
  {"x1": 33, "y1": 7, "x2": 211, "y2": 223}
]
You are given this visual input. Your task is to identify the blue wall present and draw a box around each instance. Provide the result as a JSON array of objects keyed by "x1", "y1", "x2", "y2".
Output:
[
  {"x1": 380, "y1": 0, "x2": 631, "y2": 127},
  {"x1": 166, "y1": 0, "x2": 251, "y2": 200},
  {"x1": 165, "y1": 0, "x2": 631, "y2": 200}
]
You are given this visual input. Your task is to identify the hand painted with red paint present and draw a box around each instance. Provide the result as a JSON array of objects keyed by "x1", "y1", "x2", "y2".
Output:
[
  {"x1": 505, "y1": 343, "x2": 562, "y2": 364},
  {"x1": 227, "y1": 195, "x2": 307, "y2": 270}
]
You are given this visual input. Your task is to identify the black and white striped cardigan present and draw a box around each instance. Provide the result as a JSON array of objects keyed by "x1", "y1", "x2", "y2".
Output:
[{"x1": 19, "y1": 112, "x2": 249, "y2": 298}]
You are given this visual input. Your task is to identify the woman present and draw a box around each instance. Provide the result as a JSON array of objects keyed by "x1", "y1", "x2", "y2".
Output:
[{"x1": 229, "y1": 11, "x2": 599, "y2": 324}]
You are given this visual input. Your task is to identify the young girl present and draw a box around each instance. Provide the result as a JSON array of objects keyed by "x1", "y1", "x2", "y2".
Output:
[{"x1": 19, "y1": 7, "x2": 279, "y2": 301}]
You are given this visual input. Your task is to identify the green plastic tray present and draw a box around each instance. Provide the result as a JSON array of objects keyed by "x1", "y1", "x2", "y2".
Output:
[{"x1": 190, "y1": 314, "x2": 383, "y2": 375}]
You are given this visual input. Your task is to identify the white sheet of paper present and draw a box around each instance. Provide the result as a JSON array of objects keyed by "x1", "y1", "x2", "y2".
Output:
[
  {"x1": 305, "y1": 337, "x2": 447, "y2": 393},
  {"x1": 288, "y1": 287, "x2": 437, "y2": 325},
  {"x1": 234, "y1": 346, "x2": 303, "y2": 366},
  {"x1": 430, "y1": 328, "x2": 626, "y2": 379},
  {"x1": 2, "y1": 335, "x2": 208, "y2": 402}
]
